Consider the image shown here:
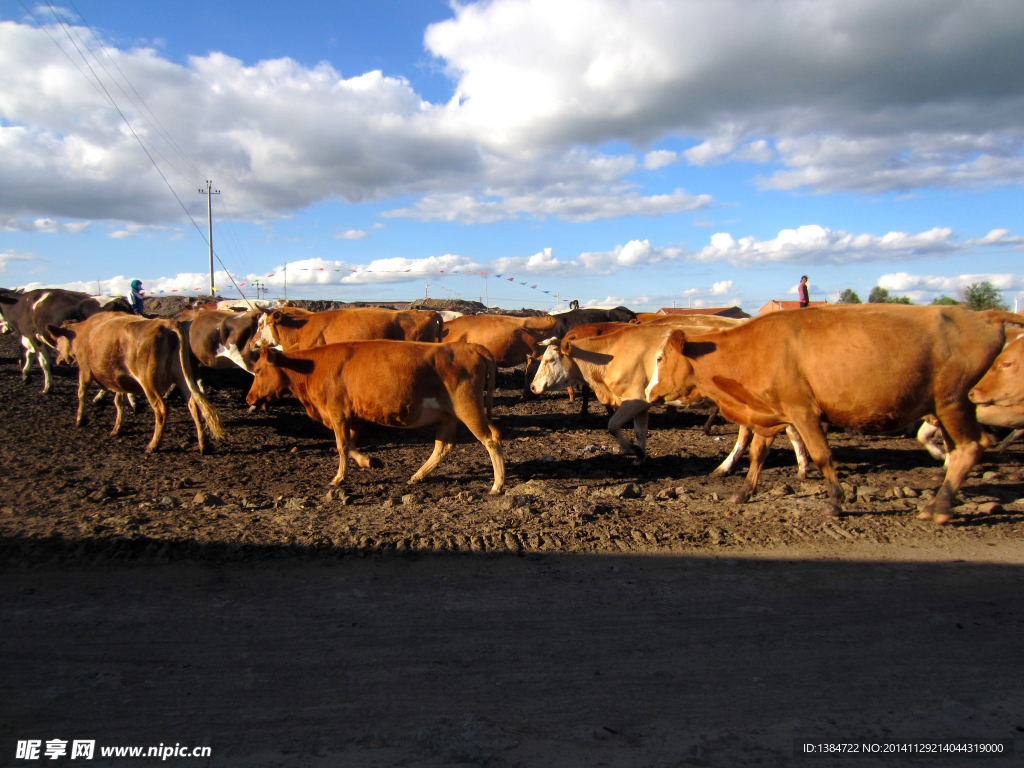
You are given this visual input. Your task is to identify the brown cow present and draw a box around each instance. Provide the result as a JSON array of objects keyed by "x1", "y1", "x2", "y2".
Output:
[
  {"x1": 531, "y1": 321, "x2": 811, "y2": 474},
  {"x1": 48, "y1": 313, "x2": 223, "y2": 453},
  {"x1": 246, "y1": 341, "x2": 505, "y2": 493},
  {"x1": 441, "y1": 314, "x2": 557, "y2": 399},
  {"x1": 645, "y1": 305, "x2": 1023, "y2": 523},
  {"x1": 253, "y1": 306, "x2": 443, "y2": 350}
]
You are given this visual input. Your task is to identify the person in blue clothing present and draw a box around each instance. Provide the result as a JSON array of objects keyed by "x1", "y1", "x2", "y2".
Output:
[{"x1": 127, "y1": 279, "x2": 145, "y2": 314}]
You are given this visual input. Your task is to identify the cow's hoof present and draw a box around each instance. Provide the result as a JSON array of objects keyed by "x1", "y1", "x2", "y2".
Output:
[
  {"x1": 367, "y1": 457, "x2": 384, "y2": 469},
  {"x1": 933, "y1": 513, "x2": 953, "y2": 525},
  {"x1": 488, "y1": 488, "x2": 502, "y2": 495},
  {"x1": 329, "y1": 478, "x2": 343, "y2": 487},
  {"x1": 917, "y1": 508, "x2": 933, "y2": 520},
  {"x1": 407, "y1": 477, "x2": 423, "y2": 486},
  {"x1": 820, "y1": 505, "x2": 841, "y2": 517},
  {"x1": 727, "y1": 494, "x2": 747, "y2": 504}
]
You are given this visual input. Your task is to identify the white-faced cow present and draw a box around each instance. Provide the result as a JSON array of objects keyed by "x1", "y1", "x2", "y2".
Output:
[
  {"x1": 246, "y1": 341, "x2": 504, "y2": 493},
  {"x1": 48, "y1": 313, "x2": 223, "y2": 453},
  {"x1": 645, "y1": 305, "x2": 1023, "y2": 524}
]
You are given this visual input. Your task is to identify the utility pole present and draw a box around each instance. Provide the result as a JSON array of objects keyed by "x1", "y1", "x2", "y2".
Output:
[
  {"x1": 283, "y1": 262, "x2": 287, "y2": 301},
  {"x1": 198, "y1": 180, "x2": 220, "y2": 296},
  {"x1": 484, "y1": 274, "x2": 488, "y2": 307}
]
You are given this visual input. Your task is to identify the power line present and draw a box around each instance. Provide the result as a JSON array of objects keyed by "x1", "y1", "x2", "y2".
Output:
[{"x1": 20, "y1": 1, "x2": 251, "y2": 303}]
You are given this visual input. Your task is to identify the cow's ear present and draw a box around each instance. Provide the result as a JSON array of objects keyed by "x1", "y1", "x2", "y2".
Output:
[
  {"x1": 47, "y1": 323, "x2": 73, "y2": 339},
  {"x1": 667, "y1": 329, "x2": 686, "y2": 354},
  {"x1": 264, "y1": 347, "x2": 279, "y2": 365},
  {"x1": 270, "y1": 310, "x2": 282, "y2": 322}
]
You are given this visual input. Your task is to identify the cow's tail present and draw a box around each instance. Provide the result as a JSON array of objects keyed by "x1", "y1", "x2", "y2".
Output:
[
  {"x1": 434, "y1": 312, "x2": 444, "y2": 343},
  {"x1": 982, "y1": 310, "x2": 1024, "y2": 327},
  {"x1": 174, "y1": 323, "x2": 224, "y2": 442}
]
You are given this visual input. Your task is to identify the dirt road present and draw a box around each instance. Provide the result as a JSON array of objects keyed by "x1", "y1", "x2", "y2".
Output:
[{"x1": 1, "y1": 329, "x2": 1023, "y2": 766}]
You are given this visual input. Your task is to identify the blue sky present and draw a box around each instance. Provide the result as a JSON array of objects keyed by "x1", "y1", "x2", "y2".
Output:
[{"x1": 1, "y1": 0, "x2": 1022, "y2": 312}]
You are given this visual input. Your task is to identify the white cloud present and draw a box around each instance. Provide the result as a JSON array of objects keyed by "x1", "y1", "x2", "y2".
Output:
[
  {"x1": 692, "y1": 224, "x2": 972, "y2": 267},
  {"x1": 490, "y1": 239, "x2": 684, "y2": 277},
  {"x1": 2, "y1": 216, "x2": 89, "y2": 234},
  {"x1": 426, "y1": 0, "x2": 1024, "y2": 194},
  {"x1": 336, "y1": 229, "x2": 369, "y2": 240},
  {"x1": 643, "y1": 150, "x2": 678, "y2": 170},
  {"x1": 0, "y1": 249, "x2": 38, "y2": 273},
  {"x1": 3, "y1": 0, "x2": 1022, "y2": 229},
  {"x1": 877, "y1": 272, "x2": 1024, "y2": 295},
  {"x1": 383, "y1": 187, "x2": 711, "y2": 224},
  {"x1": 710, "y1": 280, "x2": 733, "y2": 295}
]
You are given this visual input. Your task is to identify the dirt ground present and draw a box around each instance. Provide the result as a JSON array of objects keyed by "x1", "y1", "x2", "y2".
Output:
[{"x1": 1, "y1": 329, "x2": 1023, "y2": 766}]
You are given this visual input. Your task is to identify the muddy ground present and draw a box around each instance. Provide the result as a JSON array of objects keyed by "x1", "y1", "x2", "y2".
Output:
[{"x1": 1, "y1": 329, "x2": 1023, "y2": 766}]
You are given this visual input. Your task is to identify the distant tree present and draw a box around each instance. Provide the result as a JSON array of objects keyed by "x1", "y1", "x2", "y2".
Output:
[
  {"x1": 931, "y1": 295, "x2": 960, "y2": 306},
  {"x1": 868, "y1": 286, "x2": 891, "y2": 303},
  {"x1": 963, "y1": 281, "x2": 1009, "y2": 311},
  {"x1": 837, "y1": 289, "x2": 861, "y2": 304},
  {"x1": 868, "y1": 286, "x2": 913, "y2": 305}
]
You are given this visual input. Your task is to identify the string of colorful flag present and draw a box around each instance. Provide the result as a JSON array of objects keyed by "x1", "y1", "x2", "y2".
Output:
[
  {"x1": 255, "y1": 266, "x2": 565, "y2": 299},
  {"x1": 90, "y1": 267, "x2": 567, "y2": 300}
]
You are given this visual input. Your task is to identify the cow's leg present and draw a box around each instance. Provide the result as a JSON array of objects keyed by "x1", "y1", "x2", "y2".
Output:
[
  {"x1": 728, "y1": 432, "x2": 777, "y2": 503},
  {"x1": 452, "y1": 404, "x2": 506, "y2": 494},
  {"x1": 183, "y1": 391, "x2": 209, "y2": 454},
  {"x1": 789, "y1": 420, "x2": 844, "y2": 516},
  {"x1": 520, "y1": 358, "x2": 540, "y2": 401},
  {"x1": 916, "y1": 420, "x2": 946, "y2": 461},
  {"x1": 345, "y1": 424, "x2": 379, "y2": 469},
  {"x1": 111, "y1": 393, "x2": 126, "y2": 436},
  {"x1": 76, "y1": 375, "x2": 91, "y2": 427},
  {"x1": 36, "y1": 347, "x2": 53, "y2": 394},
  {"x1": 996, "y1": 428, "x2": 1024, "y2": 451},
  {"x1": 607, "y1": 400, "x2": 649, "y2": 465},
  {"x1": 701, "y1": 405, "x2": 720, "y2": 436},
  {"x1": 634, "y1": 407, "x2": 650, "y2": 463},
  {"x1": 144, "y1": 391, "x2": 167, "y2": 453},
  {"x1": 567, "y1": 385, "x2": 576, "y2": 402},
  {"x1": 712, "y1": 425, "x2": 752, "y2": 477},
  {"x1": 20, "y1": 337, "x2": 34, "y2": 384},
  {"x1": 329, "y1": 422, "x2": 351, "y2": 486},
  {"x1": 919, "y1": 407, "x2": 984, "y2": 525},
  {"x1": 410, "y1": 415, "x2": 458, "y2": 486},
  {"x1": 786, "y1": 425, "x2": 812, "y2": 481}
]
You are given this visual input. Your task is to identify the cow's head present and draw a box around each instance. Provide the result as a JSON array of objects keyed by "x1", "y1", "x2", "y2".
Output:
[
  {"x1": 530, "y1": 337, "x2": 582, "y2": 394},
  {"x1": 969, "y1": 337, "x2": 1024, "y2": 408},
  {"x1": 246, "y1": 347, "x2": 289, "y2": 407},
  {"x1": 246, "y1": 347, "x2": 313, "y2": 407},
  {"x1": 46, "y1": 322, "x2": 78, "y2": 365},
  {"x1": 645, "y1": 329, "x2": 700, "y2": 404}
]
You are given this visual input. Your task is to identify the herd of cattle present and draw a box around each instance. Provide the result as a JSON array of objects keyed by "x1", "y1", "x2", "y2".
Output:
[{"x1": 2, "y1": 287, "x2": 1023, "y2": 526}]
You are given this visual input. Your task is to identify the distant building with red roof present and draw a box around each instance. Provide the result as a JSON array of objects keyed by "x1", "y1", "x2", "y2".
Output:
[{"x1": 759, "y1": 300, "x2": 828, "y2": 315}]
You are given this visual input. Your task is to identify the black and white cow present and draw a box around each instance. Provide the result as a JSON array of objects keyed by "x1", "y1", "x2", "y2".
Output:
[{"x1": 0, "y1": 289, "x2": 130, "y2": 393}]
